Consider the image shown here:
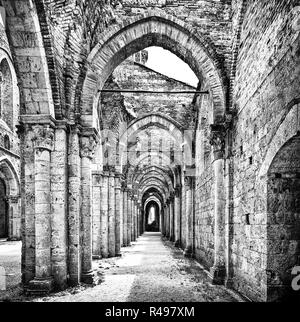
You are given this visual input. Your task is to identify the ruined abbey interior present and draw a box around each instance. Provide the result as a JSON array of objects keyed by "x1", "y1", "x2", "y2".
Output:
[{"x1": 0, "y1": 0, "x2": 299, "y2": 303}]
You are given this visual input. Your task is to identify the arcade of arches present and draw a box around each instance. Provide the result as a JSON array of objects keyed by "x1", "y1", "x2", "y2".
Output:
[{"x1": 0, "y1": 0, "x2": 299, "y2": 302}]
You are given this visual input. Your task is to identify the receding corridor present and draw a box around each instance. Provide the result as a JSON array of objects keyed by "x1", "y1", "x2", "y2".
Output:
[{"x1": 28, "y1": 233, "x2": 241, "y2": 302}]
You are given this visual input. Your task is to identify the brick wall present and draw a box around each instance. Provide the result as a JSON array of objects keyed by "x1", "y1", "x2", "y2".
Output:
[{"x1": 231, "y1": 0, "x2": 300, "y2": 301}]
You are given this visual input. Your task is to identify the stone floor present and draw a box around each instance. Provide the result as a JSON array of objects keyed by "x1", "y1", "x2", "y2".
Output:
[{"x1": 0, "y1": 233, "x2": 244, "y2": 302}]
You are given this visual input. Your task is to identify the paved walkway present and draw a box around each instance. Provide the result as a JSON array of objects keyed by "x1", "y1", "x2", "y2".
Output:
[{"x1": 36, "y1": 232, "x2": 241, "y2": 302}]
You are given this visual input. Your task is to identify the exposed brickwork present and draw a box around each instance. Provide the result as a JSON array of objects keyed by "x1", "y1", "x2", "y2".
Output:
[{"x1": 231, "y1": 0, "x2": 300, "y2": 301}]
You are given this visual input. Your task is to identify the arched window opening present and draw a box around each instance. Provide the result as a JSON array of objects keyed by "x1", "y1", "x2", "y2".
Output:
[
  {"x1": 145, "y1": 202, "x2": 160, "y2": 232},
  {"x1": 0, "y1": 59, "x2": 13, "y2": 130}
]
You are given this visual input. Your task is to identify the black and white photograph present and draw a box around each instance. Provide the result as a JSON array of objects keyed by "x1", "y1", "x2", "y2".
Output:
[{"x1": 0, "y1": 0, "x2": 299, "y2": 311}]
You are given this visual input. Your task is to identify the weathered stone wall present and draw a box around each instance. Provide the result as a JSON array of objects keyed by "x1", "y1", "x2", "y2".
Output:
[
  {"x1": 267, "y1": 135, "x2": 300, "y2": 301},
  {"x1": 231, "y1": 0, "x2": 300, "y2": 301},
  {"x1": 114, "y1": 0, "x2": 232, "y2": 74},
  {"x1": 109, "y1": 55, "x2": 196, "y2": 128},
  {"x1": 194, "y1": 92, "x2": 215, "y2": 269}
]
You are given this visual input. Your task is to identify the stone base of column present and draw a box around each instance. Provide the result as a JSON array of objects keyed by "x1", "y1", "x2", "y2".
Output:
[
  {"x1": 68, "y1": 275, "x2": 80, "y2": 287},
  {"x1": 81, "y1": 270, "x2": 99, "y2": 285},
  {"x1": 208, "y1": 265, "x2": 226, "y2": 285},
  {"x1": 101, "y1": 253, "x2": 108, "y2": 258},
  {"x1": 183, "y1": 246, "x2": 193, "y2": 258},
  {"x1": 92, "y1": 255, "x2": 102, "y2": 260},
  {"x1": 115, "y1": 252, "x2": 122, "y2": 257},
  {"x1": 225, "y1": 277, "x2": 234, "y2": 288},
  {"x1": 27, "y1": 277, "x2": 54, "y2": 295},
  {"x1": 174, "y1": 240, "x2": 180, "y2": 247},
  {"x1": 7, "y1": 237, "x2": 21, "y2": 242}
]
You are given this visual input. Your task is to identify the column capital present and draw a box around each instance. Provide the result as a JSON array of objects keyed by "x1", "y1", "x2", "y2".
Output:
[
  {"x1": 175, "y1": 184, "x2": 181, "y2": 197},
  {"x1": 184, "y1": 176, "x2": 193, "y2": 188},
  {"x1": 32, "y1": 124, "x2": 55, "y2": 151},
  {"x1": 80, "y1": 135, "x2": 97, "y2": 159},
  {"x1": 68, "y1": 123, "x2": 82, "y2": 134},
  {"x1": 6, "y1": 195, "x2": 20, "y2": 203},
  {"x1": 209, "y1": 124, "x2": 226, "y2": 160}
]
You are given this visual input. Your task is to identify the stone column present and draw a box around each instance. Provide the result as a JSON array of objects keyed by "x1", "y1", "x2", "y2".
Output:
[
  {"x1": 28, "y1": 124, "x2": 54, "y2": 293},
  {"x1": 127, "y1": 191, "x2": 132, "y2": 245},
  {"x1": 51, "y1": 123, "x2": 68, "y2": 289},
  {"x1": 135, "y1": 200, "x2": 138, "y2": 240},
  {"x1": 100, "y1": 172, "x2": 109, "y2": 257},
  {"x1": 136, "y1": 203, "x2": 140, "y2": 237},
  {"x1": 122, "y1": 188, "x2": 128, "y2": 246},
  {"x1": 67, "y1": 124, "x2": 81, "y2": 286},
  {"x1": 184, "y1": 175, "x2": 194, "y2": 257},
  {"x1": 80, "y1": 133, "x2": 98, "y2": 284},
  {"x1": 108, "y1": 172, "x2": 116, "y2": 257},
  {"x1": 165, "y1": 200, "x2": 169, "y2": 238},
  {"x1": 131, "y1": 198, "x2": 135, "y2": 242},
  {"x1": 92, "y1": 173, "x2": 102, "y2": 259},
  {"x1": 209, "y1": 126, "x2": 226, "y2": 284},
  {"x1": 174, "y1": 185, "x2": 181, "y2": 247},
  {"x1": 169, "y1": 194, "x2": 174, "y2": 241},
  {"x1": 7, "y1": 196, "x2": 20, "y2": 240},
  {"x1": 18, "y1": 122, "x2": 35, "y2": 284},
  {"x1": 135, "y1": 202, "x2": 138, "y2": 239},
  {"x1": 115, "y1": 173, "x2": 121, "y2": 256}
]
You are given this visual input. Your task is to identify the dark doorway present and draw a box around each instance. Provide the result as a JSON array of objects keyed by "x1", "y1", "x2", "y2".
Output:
[
  {"x1": 145, "y1": 202, "x2": 160, "y2": 232},
  {"x1": 0, "y1": 178, "x2": 8, "y2": 238}
]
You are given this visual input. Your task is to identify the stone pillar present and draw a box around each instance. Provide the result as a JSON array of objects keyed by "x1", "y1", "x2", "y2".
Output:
[
  {"x1": 131, "y1": 198, "x2": 135, "y2": 242},
  {"x1": 51, "y1": 123, "x2": 68, "y2": 289},
  {"x1": 127, "y1": 192, "x2": 132, "y2": 245},
  {"x1": 133, "y1": 199, "x2": 137, "y2": 241},
  {"x1": 169, "y1": 194, "x2": 174, "y2": 241},
  {"x1": 136, "y1": 203, "x2": 140, "y2": 237},
  {"x1": 92, "y1": 173, "x2": 102, "y2": 259},
  {"x1": 18, "y1": 122, "x2": 35, "y2": 284},
  {"x1": 225, "y1": 145, "x2": 234, "y2": 288},
  {"x1": 7, "y1": 196, "x2": 21, "y2": 240},
  {"x1": 134, "y1": 200, "x2": 139, "y2": 240},
  {"x1": 122, "y1": 188, "x2": 128, "y2": 246},
  {"x1": 80, "y1": 133, "x2": 98, "y2": 284},
  {"x1": 209, "y1": 126, "x2": 226, "y2": 284},
  {"x1": 174, "y1": 185, "x2": 181, "y2": 247},
  {"x1": 67, "y1": 125, "x2": 81, "y2": 286},
  {"x1": 100, "y1": 172, "x2": 109, "y2": 257},
  {"x1": 115, "y1": 173, "x2": 121, "y2": 256},
  {"x1": 28, "y1": 124, "x2": 55, "y2": 294},
  {"x1": 165, "y1": 200, "x2": 170, "y2": 238},
  {"x1": 184, "y1": 175, "x2": 194, "y2": 257},
  {"x1": 108, "y1": 172, "x2": 116, "y2": 257},
  {"x1": 135, "y1": 202, "x2": 138, "y2": 239}
]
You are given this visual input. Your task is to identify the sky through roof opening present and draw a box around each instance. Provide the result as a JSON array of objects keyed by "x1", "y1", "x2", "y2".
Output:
[{"x1": 144, "y1": 46, "x2": 199, "y2": 88}]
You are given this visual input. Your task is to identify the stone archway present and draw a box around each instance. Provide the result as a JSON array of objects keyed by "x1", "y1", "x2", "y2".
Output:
[
  {"x1": 145, "y1": 201, "x2": 160, "y2": 232},
  {"x1": 0, "y1": 178, "x2": 8, "y2": 238},
  {"x1": 0, "y1": 158, "x2": 20, "y2": 240},
  {"x1": 79, "y1": 14, "x2": 226, "y2": 127},
  {"x1": 266, "y1": 134, "x2": 300, "y2": 302}
]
